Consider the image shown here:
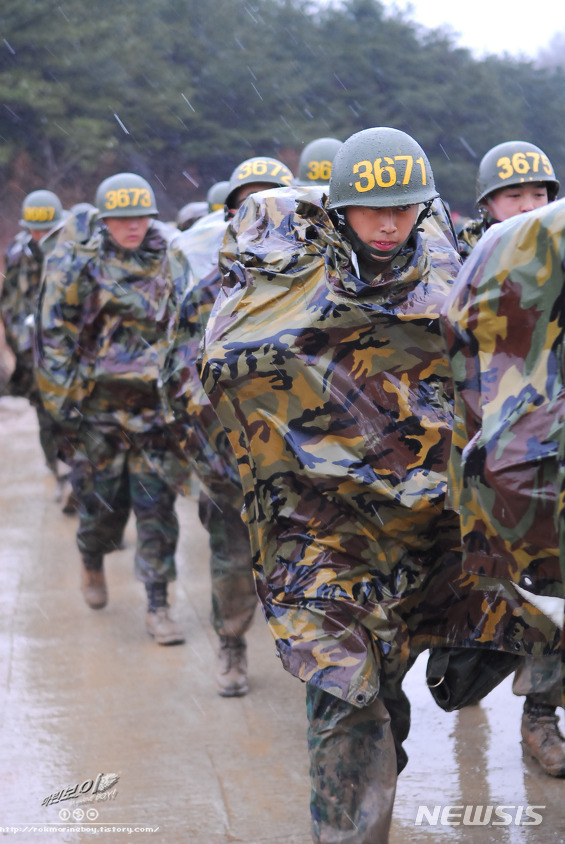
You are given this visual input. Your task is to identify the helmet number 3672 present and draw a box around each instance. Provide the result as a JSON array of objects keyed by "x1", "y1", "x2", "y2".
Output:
[
  {"x1": 353, "y1": 156, "x2": 427, "y2": 192},
  {"x1": 236, "y1": 158, "x2": 293, "y2": 185}
]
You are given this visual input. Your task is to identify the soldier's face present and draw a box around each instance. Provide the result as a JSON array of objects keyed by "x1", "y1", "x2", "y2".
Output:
[
  {"x1": 229, "y1": 182, "x2": 274, "y2": 213},
  {"x1": 29, "y1": 229, "x2": 44, "y2": 242},
  {"x1": 344, "y1": 205, "x2": 419, "y2": 258},
  {"x1": 484, "y1": 183, "x2": 549, "y2": 222},
  {"x1": 105, "y1": 216, "x2": 151, "y2": 250}
]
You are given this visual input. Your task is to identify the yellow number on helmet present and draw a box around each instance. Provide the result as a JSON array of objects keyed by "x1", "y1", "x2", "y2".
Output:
[
  {"x1": 374, "y1": 157, "x2": 396, "y2": 188},
  {"x1": 105, "y1": 190, "x2": 118, "y2": 210},
  {"x1": 512, "y1": 152, "x2": 529, "y2": 175},
  {"x1": 496, "y1": 156, "x2": 514, "y2": 180},
  {"x1": 353, "y1": 160, "x2": 376, "y2": 192}
]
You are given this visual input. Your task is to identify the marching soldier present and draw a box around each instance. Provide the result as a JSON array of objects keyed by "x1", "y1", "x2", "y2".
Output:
[
  {"x1": 36, "y1": 173, "x2": 187, "y2": 645},
  {"x1": 455, "y1": 140, "x2": 564, "y2": 777},
  {"x1": 199, "y1": 128, "x2": 559, "y2": 841},
  {"x1": 0, "y1": 190, "x2": 70, "y2": 500},
  {"x1": 163, "y1": 155, "x2": 295, "y2": 696}
]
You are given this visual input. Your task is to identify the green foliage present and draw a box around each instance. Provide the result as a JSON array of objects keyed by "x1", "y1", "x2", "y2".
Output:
[{"x1": 0, "y1": 0, "x2": 564, "y2": 218}]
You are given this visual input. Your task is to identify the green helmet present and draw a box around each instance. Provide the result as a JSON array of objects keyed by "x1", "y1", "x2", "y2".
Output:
[
  {"x1": 206, "y1": 180, "x2": 230, "y2": 212},
  {"x1": 95, "y1": 172, "x2": 158, "y2": 218},
  {"x1": 225, "y1": 156, "x2": 294, "y2": 209},
  {"x1": 296, "y1": 137, "x2": 343, "y2": 186},
  {"x1": 176, "y1": 201, "x2": 208, "y2": 231},
  {"x1": 19, "y1": 189, "x2": 63, "y2": 231},
  {"x1": 476, "y1": 141, "x2": 559, "y2": 205},
  {"x1": 328, "y1": 127, "x2": 437, "y2": 210}
]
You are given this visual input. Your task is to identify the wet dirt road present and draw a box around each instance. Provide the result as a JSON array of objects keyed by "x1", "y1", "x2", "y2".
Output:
[{"x1": 1, "y1": 396, "x2": 564, "y2": 844}]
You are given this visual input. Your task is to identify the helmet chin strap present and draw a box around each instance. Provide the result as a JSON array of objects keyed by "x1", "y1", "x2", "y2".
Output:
[{"x1": 335, "y1": 202, "x2": 433, "y2": 266}]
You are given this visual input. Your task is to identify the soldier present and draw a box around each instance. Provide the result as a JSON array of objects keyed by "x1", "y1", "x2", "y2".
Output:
[
  {"x1": 176, "y1": 200, "x2": 208, "y2": 232},
  {"x1": 294, "y1": 136, "x2": 343, "y2": 187},
  {"x1": 163, "y1": 155, "x2": 294, "y2": 696},
  {"x1": 1, "y1": 190, "x2": 67, "y2": 494},
  {"x1": 444, "y1": 197, "x2": 565, "y2": 754},
  {"x1": 458, "y1": 140, "x2": 559, "y2": 258},
  {"x1": 206, "y1": 180, "x2": 230, "y2": 213},
  {"x1": 35, "y1": 172, "x2": 187, "y2": 645},
  {"x1": 199, "y1": 128, "x2": 559, "y2": 841},
  {"x1": 224, "y1": 154, "x2": 294, "y2": 220},
  {"x1": 455, "y1": 140, "x2": 564, "y2": 777}
]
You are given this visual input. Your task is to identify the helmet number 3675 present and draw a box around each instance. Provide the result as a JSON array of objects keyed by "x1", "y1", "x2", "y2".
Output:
[{"x1": 496, "y1": 152, "x2": 554, "y2": 181}]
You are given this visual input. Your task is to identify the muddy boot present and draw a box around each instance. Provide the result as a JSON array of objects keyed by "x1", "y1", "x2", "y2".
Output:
[
  {"x1": 80, "y1": 555, "x2": 107, "y2": 609},
  {"x1": 53, "y1": 460, "x2": 70, "y2": 503},
  {"x1": 54, "y1": 473, "x2": 65, "y2": 503},
  {"x1": 521, "y1": 700, "x2": 565, "y2": 777},
  {"x1": 145, "y1": 582, "x2": 185, "y2": 646},
  {"x1": 216, "y1": 636, "x2": 248, "y2": 697},
  {"x1": 62, "y1": 488, "x2": 79, "y2": 515}
]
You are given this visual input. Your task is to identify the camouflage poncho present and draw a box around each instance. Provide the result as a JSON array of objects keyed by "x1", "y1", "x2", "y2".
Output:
[
  {"x1": 200, "y1": 187, "x2": 559, "y2": 705},
  {"x1": 36, "y1": 221, "x2": 186, "y2": 433},
  {"x1": 457, "y1": 216, "x2": 491, "y2": 260},
  {"x1": 162, "y1": 211, "x2": 243, "y2": 504},
  {"x1": 1, "y1": 228, "x2": 60, "y2": 397},
  {"x1": 442, "y1": 199, "x2": 565, "y2": 599}
]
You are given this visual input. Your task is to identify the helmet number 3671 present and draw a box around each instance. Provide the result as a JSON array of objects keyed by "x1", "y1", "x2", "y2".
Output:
[{"x1": 353, "y1": 156, "x2": 427, "y2": 191}]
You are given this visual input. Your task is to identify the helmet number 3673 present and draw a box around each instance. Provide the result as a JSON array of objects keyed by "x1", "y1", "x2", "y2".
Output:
[{"x1": 103, "y1": 188, "x2": 152, "y2": 210}]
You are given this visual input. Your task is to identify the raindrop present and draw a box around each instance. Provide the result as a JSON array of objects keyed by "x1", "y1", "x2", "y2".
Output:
[
  {"x1": 458, "y1": 136, "x2": 477, "y2": 158},
  {"x1": 251, "y1": 83, "x2": 263, "y2": 102},
  {"x1": 3, "y1": 39, "x2": 15, "y2": 55},
  {"x1": 94, "y1": 492, "x2": 114, "y2": 512},
  {"x1": 182, "y1": 171, "x2": 200, "y2": 188},
  {"x1": 245, "y1": 6, "x2": 259, "y2": 23},
  {"x1": 3, "y1": 104, "x2": 19, "y2": 121},
  {"x1": 139, "y1": 482, "x2": 155, "y2": 501},
  {"x1": 114, "y1": 114, "x2": 130, "y2": 135},
  {"x1": 181, "y1": 93, "x2": 196, "y2": 113}
]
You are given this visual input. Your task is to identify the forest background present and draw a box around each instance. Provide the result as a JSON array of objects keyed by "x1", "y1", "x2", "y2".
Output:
[{"x1": 1, "y1": 0, "x2": 565, "y2": 244}]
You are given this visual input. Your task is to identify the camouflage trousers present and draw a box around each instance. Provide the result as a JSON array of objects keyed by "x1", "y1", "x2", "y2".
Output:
[
  {"x1": 8, "y1": 350, "x2": 61, "y2": 471},
  {"x1": 197, "y1": 490, "x2": 257, "y2": 639},
  {"x1": 34, "y1": 399, "x2": 61, "y2": 471},
  {"x1": 306, "y1": 671, "x2": 412, "y2": 844},
  {"x1": 512, "y1": 655, "x2": 563, "y2": 708},
  {"x1": 71, "y1": 425, "x2": 178, "y2": 583}
]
